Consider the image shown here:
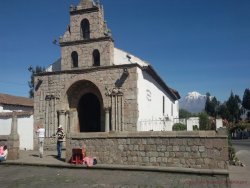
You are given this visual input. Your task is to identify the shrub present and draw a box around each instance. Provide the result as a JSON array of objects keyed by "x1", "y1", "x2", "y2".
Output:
[
  {"x1": 172, "y1": 123, "x2": 186, "y2": 131},
  {"x1": 228, "y1": 136, "x2": 239, "y2": 164},
  {"x1": 199, "y1": 112, "x2": 212, "y2": 130}
]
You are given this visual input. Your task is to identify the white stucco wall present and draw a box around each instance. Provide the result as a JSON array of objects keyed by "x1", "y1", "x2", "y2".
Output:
[
  {"x1": 18, "y1": 116, "x2": 34, "y2": 150},
  {"x1": 0, "y1": 119, "x2": 12, "y2": 134},
  {"x1": 137, "y1": 68, "x2": 179, "y2": 131},
  {"x1": 216, "y1": 119, "x2": 223, "y2": 130},
  {"x1": 187, "y1": 117, "x2": 200, "y2": 131},
  {"x1": 114, "y1": 48, "x2": 148, "y2": 66},
  {"x1": 0, "y1": 116, "x2": 34, "y2": 150}
]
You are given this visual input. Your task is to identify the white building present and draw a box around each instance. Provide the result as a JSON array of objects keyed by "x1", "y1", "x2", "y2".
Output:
[{"x1": 0, "y1": 93, "x2": 34, "y2": 150}]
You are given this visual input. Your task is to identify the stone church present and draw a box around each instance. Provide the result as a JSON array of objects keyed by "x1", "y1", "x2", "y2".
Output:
[{"x1": 34, "y1": 0, "x2": 180, "y2": 141}]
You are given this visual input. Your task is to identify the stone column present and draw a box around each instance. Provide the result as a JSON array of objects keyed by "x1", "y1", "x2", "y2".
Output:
[
  {"x1": 66, "y1": 109, "x2": 77, "y2": 163},
  {"x1": 8, "y1": 113, "x2": 20, "y2": 160},
  {"x1": 58, "y1": 110, "x2": 66, "y2": 131},
  {"x1": 11, "y1": 113, "x2": 18, "y2": 135},
  {"x1": 109, "y1": 88, "x2": 124, "y2": 132},
  {"x1": 105, "y1": 108, "x2": 110, "y2": 132},
  {"x1": 69, "y1": 109, "x2": 77, "y2": 133}
]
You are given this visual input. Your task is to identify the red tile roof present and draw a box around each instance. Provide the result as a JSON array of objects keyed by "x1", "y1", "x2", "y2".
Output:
[{"x1": 0, "y1": 93, "x2": 33, "y2": 107}]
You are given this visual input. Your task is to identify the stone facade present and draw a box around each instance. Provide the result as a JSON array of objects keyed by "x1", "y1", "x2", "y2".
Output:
[
  {"x1": 32, "y1": 1, "x2": 228, "y2": 171},
  {"x1": 60, "y1": 0, "x2": 113, "y2": 70},
  {"x1": 60, "y1": 39, "x2": 114, "y2": 70},
  {"x1": 35, "y1": 65, "x2": 138, "y2": 135},
  {"x1": 34, "y1": 0, "x2": 180, "y2": 150},
  {"x1": 66, "y1": 131, "x2": 228, "y2": 169}
]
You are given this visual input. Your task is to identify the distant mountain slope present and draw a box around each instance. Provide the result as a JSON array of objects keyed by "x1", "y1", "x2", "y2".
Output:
[{"x1": 179, "y1": 91, "x2": 206, "y2": 113}]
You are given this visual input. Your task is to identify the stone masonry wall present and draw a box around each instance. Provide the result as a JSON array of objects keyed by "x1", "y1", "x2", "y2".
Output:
[
  {"x1": 34, "y1": 65, "x2": 140, "y2": 149},
  {"x1": 66, "y1": 131, "x2": 228, "y2": 169},
  {"x1": 61, "y1": 39, "x2": 114, "y2": 70}
]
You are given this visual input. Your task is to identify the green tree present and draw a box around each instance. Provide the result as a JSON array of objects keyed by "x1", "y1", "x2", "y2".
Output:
[
  {"x1": 179, "y1": 109, "x2": 192, "y2": 119},
  {"x1": 226, "y1": 92, "x2": 241, "y2": 123},
  {"x1": 218, "y1": 103, "x2": 230, "y2": 120},
  {"x1": 28, "y1": 66, "x2": 45, "y2": 98},
  {"x1": 242, "y1": 88, "x2": 250, "y2": 110},
  {"x1": 199, "y1": 112, "x2": 211, "y2": 130},
  {"x1": 205, "y1": 93, "x2": 213, "y2": 115},
  {"x1": 242, "y1": 88, "x2": 250, "y2": 120},
  {"x1": 205, "y1": 93, "x2": 220, "y2": 118}
]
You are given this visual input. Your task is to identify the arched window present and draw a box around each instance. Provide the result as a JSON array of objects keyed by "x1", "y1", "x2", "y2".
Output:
[
  {"x1": 71, "y1": 51, "x2": 78, "y2": 68},
  {"x1": 93, "y1": 49, "x2": 100, "y2": 66},
  {"x1": 81, "y1": 19, "x2": 90, "y2": 40}
]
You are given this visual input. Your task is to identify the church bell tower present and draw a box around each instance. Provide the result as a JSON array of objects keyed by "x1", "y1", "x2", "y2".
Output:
[{"x1": 59, "y1": 0, "x2": 114, "y2": 70}]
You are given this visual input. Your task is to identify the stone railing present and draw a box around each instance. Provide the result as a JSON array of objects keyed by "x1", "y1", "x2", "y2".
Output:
[{"x1": 66, "y1": 131, "x2": 228, "y2": 169}]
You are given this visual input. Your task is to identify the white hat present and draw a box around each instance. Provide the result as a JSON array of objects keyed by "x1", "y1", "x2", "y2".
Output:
[{"x1": 58, "y1": 125, "x2": 62, "y2": 129}]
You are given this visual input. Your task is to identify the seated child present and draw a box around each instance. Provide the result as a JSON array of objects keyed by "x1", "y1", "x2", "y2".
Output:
[
  {"x1": 0, "y1": 145, "x2": 8, "y2": 162},
  {"x1": 0, "y1": 146, "x2": 3, "y2": 155},
  {"x1": 83, "y1": 156, "x2": 97, "y2": 167}
]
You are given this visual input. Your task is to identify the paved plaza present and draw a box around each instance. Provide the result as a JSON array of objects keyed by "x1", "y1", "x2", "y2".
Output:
[
  {"x1": 0, "y1": 150, "x2": 230, "y2": 188},
  {"x1": 0, "y1": 165, "x2": 229, "y2": 188},
  {"x1": 1, "y1": 139, "x2": 250, "y2": 188},
  {"x1": 229, "y1": 139, "x2": 250, "y2": 188}
]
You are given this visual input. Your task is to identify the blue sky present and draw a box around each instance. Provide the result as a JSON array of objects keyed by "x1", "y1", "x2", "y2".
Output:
[{"x1": 0, "y1": 0, "x2": 249, "y2": 102}]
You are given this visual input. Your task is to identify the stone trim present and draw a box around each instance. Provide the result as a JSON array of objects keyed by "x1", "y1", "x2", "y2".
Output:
[
  {"x1": 59, "y1": 36, "x2": 114, "y2": 47},
  {"x1": 68, "y1": 131, "x2": 228, "y2": 139},
  {"x1": 0, "y1": 136, "x2": 8, "y2": 142},
  {"x1": 36, "y1": 63, "x2": 179, "y2": 101},
  {"x1": 0, "y1": 111, "x2": 33, "y2": 119},
  {"x1": 36, "y1": 64, "x2": 138, "y2": 76},
  {"x1": 70, "y1": 7, "x2": 99, "y2": 15}
]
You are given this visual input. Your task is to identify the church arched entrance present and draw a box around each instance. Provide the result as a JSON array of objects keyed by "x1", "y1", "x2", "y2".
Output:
[
  {"x1": 66, "y1": 80, "x2": 104, "y2": 133},
  {"x1": 78, "y1": 93, "x2": 101, "y2": 132}
]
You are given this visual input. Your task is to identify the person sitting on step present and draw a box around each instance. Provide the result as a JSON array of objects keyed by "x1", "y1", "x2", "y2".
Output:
[{"x1": 0, "y1": 145, "x2": 8, "y2": 162}]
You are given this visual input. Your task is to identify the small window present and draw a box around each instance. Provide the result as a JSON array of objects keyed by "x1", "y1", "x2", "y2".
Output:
[
  {"x1": 81, "y1": 19, "x2": 90, "y2": 40},
  {"x1": 163, "y1": 96, "x2": 165, "y2": 115},
  {"x1": 71, "y1": 51, "x2": 78, "y2": 68},
  {"x1": 171, "y1": 103, "x2": 173, "y2": 116},
  {"x1": 93, "y1": 49, "x2": 100, "y2": 66}
]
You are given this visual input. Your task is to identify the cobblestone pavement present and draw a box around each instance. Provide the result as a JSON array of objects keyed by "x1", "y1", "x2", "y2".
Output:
[
  {"x1": 0, "y1": 165, "x2": 230, "y2": 188},
  {"x1": 0, "y1": 150, "x2": 231, "y2": 188},
  {"x1": 229, "y1": 139, "x2": 250, "y2": 188}
]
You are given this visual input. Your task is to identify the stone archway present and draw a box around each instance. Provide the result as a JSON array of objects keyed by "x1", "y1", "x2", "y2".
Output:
[
  {"x1": 78, "y1": 93, "x2": 101, "y2": 132},
  {"x1": 66, "y1": 80, "x2": 104, "y2": 132}
]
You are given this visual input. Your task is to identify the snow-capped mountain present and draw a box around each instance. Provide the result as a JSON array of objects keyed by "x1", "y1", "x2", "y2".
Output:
[{"x1": 179, "y1": 91, "x2": 207, "y2": 113}]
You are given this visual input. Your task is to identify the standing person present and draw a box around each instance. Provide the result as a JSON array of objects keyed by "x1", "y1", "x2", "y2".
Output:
[
  {"x1": 36, "y1": 124, "x2": 45, "y2": 158},
  {"x1": 0, "y1": 145, "x2": 8, "y2": 162},
  {"x1": 55, "y1": 125, "x2": 65, "y2": 159}
]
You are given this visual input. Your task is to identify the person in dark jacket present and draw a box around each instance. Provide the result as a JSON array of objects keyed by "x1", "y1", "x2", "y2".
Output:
[{"x1": 55, "y1": 125, "x2": 65, "y2": 159}]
